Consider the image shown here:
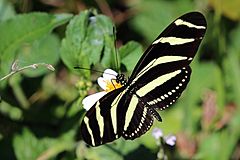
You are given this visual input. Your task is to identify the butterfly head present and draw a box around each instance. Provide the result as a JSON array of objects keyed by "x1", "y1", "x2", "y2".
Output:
[
  {"x1": 116, "y1": 73, "x2": 127, "y2": 86},
  {"x1": 98, "y1": 69, "x2": 125, "y2": 92}
]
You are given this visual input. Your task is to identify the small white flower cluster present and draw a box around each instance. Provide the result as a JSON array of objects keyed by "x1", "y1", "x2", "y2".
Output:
[{"x1": 152, "y1": 128, "x2": 176, "y2": 146}]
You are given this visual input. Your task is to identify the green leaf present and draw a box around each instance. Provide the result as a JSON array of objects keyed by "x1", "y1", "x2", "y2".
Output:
[
  {"x1": 13, "y1": 128, "x2": 75, "y2": 160},
  {"x1": 13, "y1": 128, "x2": 54, "y2": 160},
  {"x1": 16, "y1": 34, "x2": 60, "y2": 77},
  {"x1": 224, "y1": 24, "x2": 240, "y2": 106},
  {"x1": 61, "y1": 10, "x2": 97, "y2": 77},
  {"x1": 96, "y1": 15, "x2": 115, "y2": 69},
  {"x1": 77, "y1": 138, "x2": 141, "y2": 160},
  {"x1": 60, "y1": 10, "x2": 115, "y2": 76},
  {"x1": 224, "y1": 52, "x2": 240, "y2": 106},
  {"x1": 119, "y1": 41, "x2": 143, "y2": 72},
  {"x1": 0, "y1": 12, "x2": 72, "y2": 78},
  {"x1": 227, "y1": 111, "x2": 240, "y2": 158}
]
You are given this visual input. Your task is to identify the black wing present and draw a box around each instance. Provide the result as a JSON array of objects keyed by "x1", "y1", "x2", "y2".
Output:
[
  {"x1": 81, "y1": 12, "x2": 207, "y2": 146},
  {"x1": 129, "y1": 12, "x2": 206, "y2": 80},
  {"x1": 127, "y1": 12, "x2": 206, "y2": 110},
  {"x1": 81, "y1": 87, "x2": 126, "y2": 146},
  {"x1": 122, "y1": 94, "x2": 154, "y2": 140}
]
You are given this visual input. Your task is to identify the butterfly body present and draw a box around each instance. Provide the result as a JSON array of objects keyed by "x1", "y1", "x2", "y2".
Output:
[
  {"x1": 81, "y1": 12, "x2": 207, "y2": 146},
  {"x1": 115, "y1": 73, "x2": 127, "y2": 86}
]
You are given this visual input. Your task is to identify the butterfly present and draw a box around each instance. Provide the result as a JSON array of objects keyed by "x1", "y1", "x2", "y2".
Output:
[{"x1": 80, "y1": 12, "x2": 207, "y2": 146}]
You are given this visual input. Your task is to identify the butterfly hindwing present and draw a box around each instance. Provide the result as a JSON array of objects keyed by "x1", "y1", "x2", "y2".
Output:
[
  {"x1": 140, "y1": 66, "x2": 192, "y2": 110},
  {"x1": 81, "y1": 87, "x2": 126, "y2": 146},
  {"x1": 122, "y1": 95, "x2": 154, "y2": 140}
]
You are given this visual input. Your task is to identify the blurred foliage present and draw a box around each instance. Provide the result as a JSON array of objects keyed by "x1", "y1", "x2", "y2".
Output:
[
  {"x1": 209, "y1": 0, "x2": 240, "y2": 21},
  {"x1": 0, "y1": 0, "x2": 240, "y2": 159}
]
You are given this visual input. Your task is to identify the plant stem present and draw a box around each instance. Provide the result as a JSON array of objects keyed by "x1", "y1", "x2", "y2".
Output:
[
  {"x1": 0, "y1": 62, "x2": 55, "y2": 82},
  {"x1": 0, "y1": 61, "x2": 55, "y2": 108},
  {"x1": 157, "y1": 138, "x2": 167, "y2": 160},
  {"x1": 9, "y1": 77, "x2": 30, "y2": 109}
]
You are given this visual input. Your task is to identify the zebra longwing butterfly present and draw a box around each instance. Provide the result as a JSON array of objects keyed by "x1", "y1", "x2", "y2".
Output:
[{"x1": 80, "y1": 12, "x2": 207, "y2": 146}]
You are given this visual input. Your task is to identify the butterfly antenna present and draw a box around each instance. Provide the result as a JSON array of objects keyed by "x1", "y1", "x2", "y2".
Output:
[
  {"x1": 74, "y1": 66, "x2": 117, "y2": 76},
  {"x1": 113, "y1": 26, "x2": 120, "y2": 73}
]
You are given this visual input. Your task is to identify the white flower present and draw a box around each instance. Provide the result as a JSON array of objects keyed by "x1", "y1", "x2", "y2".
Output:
[
  {"x1": 164, "y1": 134, "x2": 176, "y2": 146},
  {"x1": 152, "y1": 128, "x2": 163, "y2": 140},
  {"x1": 82, "y1": 69, "x2": 123, "y2": 111},
  {"x1": 152, "y1": 127, "x2": 176, "y2": 146}
]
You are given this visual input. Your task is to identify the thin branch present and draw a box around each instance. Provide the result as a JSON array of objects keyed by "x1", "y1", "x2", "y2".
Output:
[{"x1": 0, "y1": 61, "x2": 55, "y2": 81}]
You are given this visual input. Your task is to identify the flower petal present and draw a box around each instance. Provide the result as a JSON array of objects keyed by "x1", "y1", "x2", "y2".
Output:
[
  {"x1": 152, "y1": 128, "x2": 163, "y2": 140},
  {"x1": 97, "y1": 77, "x2": 107, "y2": 90},
  {"x1": 103, "y1": 69, "x2": 118, "y2": 80},
  {"x1": 164, "y1": 135, "x2": 176, "y2": 146},
  {"x1": 82, "y1": 91, "x2": 107, "y2": 111}
]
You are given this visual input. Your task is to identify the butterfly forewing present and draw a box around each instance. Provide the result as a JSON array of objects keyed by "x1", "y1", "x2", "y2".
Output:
[
  {"x1": 81, "y1": 12, "x2": 207, "y2": 146},
  {"x1": 127, "y1": 12, "x2": 206, "y2": 111},
  {"x1": 129, "y1": 12, "x2": 206, "y2": 82}
]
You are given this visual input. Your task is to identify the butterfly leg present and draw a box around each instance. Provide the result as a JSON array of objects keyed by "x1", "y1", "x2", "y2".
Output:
[
  {"x1": 148, "y1": 107, "x2": 162, "y2": 122},
  {"x1": 134, "y1": 93, "x2": 162, "y2": 122},
  {"x1": 110, "y1": 79, "x2": 117, "y2": 89}
]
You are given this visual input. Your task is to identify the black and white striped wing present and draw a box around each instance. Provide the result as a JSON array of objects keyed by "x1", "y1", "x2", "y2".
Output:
[
  {"x1": 128, "y1": 12, "x2": 206, "y2": 110},
  {"x1": 121, "y1": 94, "x2": 155, "y2": 140},
  {"x1": 80, "y1": 12, "x2": 207, "y2": 147},
  {"x1": 81, "y1": 87, "x2": 154, "y2": 146},
  {"x1": 81, "y1": 87, "x2": 126, "y2": 146},
  {"x1": 129, "y1": 12, "x2": 206, "y2": 80},
  {"x1": 119, "y1": 12, "x2": 206, "y2": 140}
]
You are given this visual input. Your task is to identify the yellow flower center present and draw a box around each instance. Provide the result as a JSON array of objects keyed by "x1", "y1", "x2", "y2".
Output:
[{"x1": 105, "y1": 79, "x2": 123, "y2": 92}]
